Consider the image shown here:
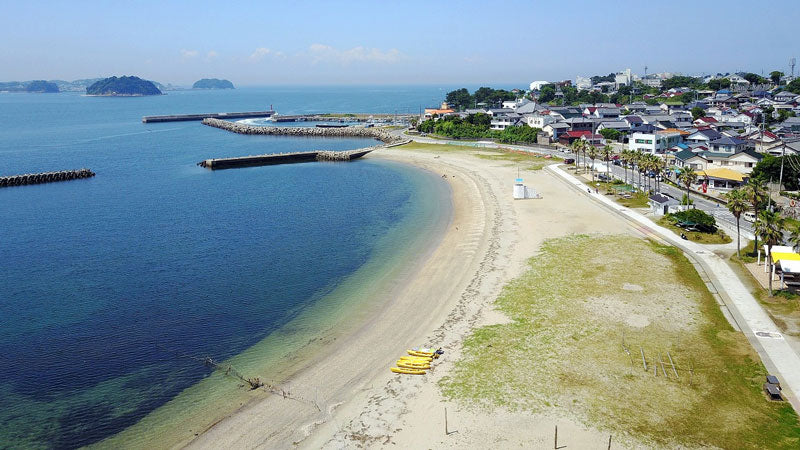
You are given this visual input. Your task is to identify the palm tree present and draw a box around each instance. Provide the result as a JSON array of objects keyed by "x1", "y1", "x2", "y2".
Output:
[
  {"x1": 726, "y1": 188, "x2": 749, "y2": 257},
  {"x1": 754, "y1": 210, "x2": 785, "y2": 296},
  {"x1": 587, "y1": 144, "x2": 599, "y2": 183},
  {"x1": 677, "y1": 169, "x2": 698, "y2": 205},
  {"x1": 653, "y1": 157, "x2": 666, "y2": 193},
  {"x1": 621, "y1": 149, "x2": 631, "y2": 184},
  {"x1": 635, "y1": 151, "x2": 645, "y2": 191},
  {"x1": 602, "y1": 144, "x2": 613, "y2": 182},
  {"x1": 570, "y1": 140, "x2": 581, "y2": 172},
  {"x1": 789, "y1": 225, "x2": 800, "y2": 253},
  {"x1": 742, "y1": 180, "x2": 767, "y2": 255}
]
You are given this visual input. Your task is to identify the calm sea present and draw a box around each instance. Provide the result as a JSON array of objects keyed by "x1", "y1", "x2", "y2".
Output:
[{"x1": 0, "y1": 86, "x2": 462, "y2": 449}]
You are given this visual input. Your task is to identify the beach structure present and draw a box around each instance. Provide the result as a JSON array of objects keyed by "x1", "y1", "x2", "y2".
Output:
[{"x1": 513, "y1": 178, "x2": 540, "y2": 199}]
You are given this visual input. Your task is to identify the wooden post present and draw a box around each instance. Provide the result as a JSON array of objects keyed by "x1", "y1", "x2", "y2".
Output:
[
  {"x1": 554, "y1": 425, "x2": 558, "y2": 449},
  {"x1": 667, "y1": 352, "x2": 679, "y2": 379},
  {"x1": 445, "y1": 407, "x2": 448, "y2": 435},
  {"x1": 640, "y1": 347, "x2": 647, "y2": 371},
  {"x1": 608, "y1": 434, "x2": 612, "y2": 450}
]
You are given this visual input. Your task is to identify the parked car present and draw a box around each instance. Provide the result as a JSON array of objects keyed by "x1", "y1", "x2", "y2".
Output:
[
  {"x1": 564, "y1": 158, "x2": 575, "y2": 164},
  {"x1": 744, "y1": 211, "x2": 756, "y2": 222}
]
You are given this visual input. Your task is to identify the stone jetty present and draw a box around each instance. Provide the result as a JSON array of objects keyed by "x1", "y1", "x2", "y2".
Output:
[
  {"x1": 201, "y1": 118, "x2": 402, "y2": 144},
  {"x1": 198, "y1": 118, "x2": 409, "y2": 170},
  {"x1": 0, "y1": 168, "x2": 95, "y2": 188}
]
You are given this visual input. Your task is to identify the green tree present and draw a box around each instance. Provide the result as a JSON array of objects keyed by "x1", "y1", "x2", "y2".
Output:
[
  {"x1": 743, "y1": 73, "x2": 767, "y2": 85},
  {"x1": 789, "y1": 225, "x2": 800, "y2": 252},
  {"x1": 754, "y1": 210, "x2": 785, "y2": 296},
  {"x1": 752, "y1": 156, "x2": 800, "y2": 191},
  {"x1": 677, "y1": 169, "x2": 698, "y2": 205},
  {"x1": 742, "y1": 180, "x2": 767, "y2": 255},
  {"x1": 785, "y1": 78, "x2": 800, "y2": 94},
  {"x1": 587, "y1": 143, "x2": 599, "y2": 182},
  {"x1": 602, "y1": 144, "x2": 614, "y2": 182},
  {"x1": 445, "y1": 88, "x2": 473, "y2": 110},
  {"x1": 707, "y1": 78, "x2": 731, "y2": 91},
  {"x1": 691, "y1": 106, "x2": 705, "y2": 121},
  {"x1": 599, "y1": 128, "x2": 621, "y2": 141},
  {"x1": 778, "y1": 109, "x2": 796, "y2": 123},
  {"x1": 726, "y1": 188, "x2": 749, "y2": 257},
  {"x1": 538, "y1": 84, "x2": 556, "y2": 103},
  {"x1": 770, "y1": 71, "x2": 784, "y2": 85}
]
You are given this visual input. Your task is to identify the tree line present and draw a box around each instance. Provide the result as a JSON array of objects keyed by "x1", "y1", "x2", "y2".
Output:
[{"x1": 417, "y1": 113, "x2": 540, "y2": 144}]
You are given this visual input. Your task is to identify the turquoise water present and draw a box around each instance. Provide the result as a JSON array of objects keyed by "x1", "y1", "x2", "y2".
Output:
[{"x1": 0, "y1": 87, "x2": 451, "y2": 449}]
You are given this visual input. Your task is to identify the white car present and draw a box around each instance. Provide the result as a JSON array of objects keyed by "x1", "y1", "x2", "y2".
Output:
[{"x1": 743, "y1": 211, "x2": 756, "y2": 222}]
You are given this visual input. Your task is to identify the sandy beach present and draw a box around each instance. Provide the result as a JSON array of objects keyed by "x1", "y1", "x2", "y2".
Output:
[{"x1": 183, "y1": 144, "x2": 641, "y2": 449}]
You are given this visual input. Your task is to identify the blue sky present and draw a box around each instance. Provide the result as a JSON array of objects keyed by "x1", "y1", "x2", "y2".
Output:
[{"x1": 1, "y1": 0, "x2": 799, "y2": 86}]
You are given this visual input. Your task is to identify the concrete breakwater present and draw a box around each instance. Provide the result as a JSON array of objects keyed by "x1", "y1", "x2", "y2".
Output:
[
  {"x1": 142, "y1": 110, "x2": 275, "y2": 123},
  {"x1": 201, "y1": 118, "x2": 402, "y2": 144},
  {"x1": 0, "y1": 168, "x2": 95, "y2": 188},
  {"x1": 198, "y1": 147, "x2": 377, "y2": 169}
]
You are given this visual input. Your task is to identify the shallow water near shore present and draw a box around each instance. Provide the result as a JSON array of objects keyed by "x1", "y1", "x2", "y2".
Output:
[{"x1": 0, "y1": 87, "x2": 450, "y2": 448}]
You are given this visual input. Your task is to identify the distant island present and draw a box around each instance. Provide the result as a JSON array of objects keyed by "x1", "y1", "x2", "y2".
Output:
[
  {"x1": 0, "y1": 80, "x2": 60, "y2": 93},
  {"x1": 193, "y1": 78, "x2": 235, "y2": 89},
  {"x1": 26, "y1": 80, "x2": 60, "y2": 93},
  {"x1": 86, "y1": 76, "x2": 162, "y2": 96}
]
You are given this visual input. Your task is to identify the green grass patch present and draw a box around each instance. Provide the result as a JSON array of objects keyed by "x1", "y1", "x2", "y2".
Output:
[
  {"x1": 656, "y1": 217, "x2": 732, "y2": 244},
  {"x1": 578, "y1": 176, "x2": 650, "y2": 208},
  {"x1": 440, "y1": 235, "x2": 800, "y2": 449}
]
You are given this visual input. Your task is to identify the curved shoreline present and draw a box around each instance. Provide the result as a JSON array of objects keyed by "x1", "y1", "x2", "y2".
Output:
[{"x1": 92, "y1": 157, "x2": 451, "y2": 449}]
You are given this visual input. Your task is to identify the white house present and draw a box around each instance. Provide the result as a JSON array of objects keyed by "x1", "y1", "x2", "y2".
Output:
[
  {"x1": 630, "y1": 131, "x2": 683, "y2": 155},
  {"x1": 525, "y1": 112, "x2": 555, "y2": 129}
]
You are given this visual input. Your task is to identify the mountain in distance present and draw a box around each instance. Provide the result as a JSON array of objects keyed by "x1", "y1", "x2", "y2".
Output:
[
  {"x1": 0, "y1": 80, "x2": 60, "y2": 93},
  {"x1": 192, "y1": 78, "x2": 235, "y2": 89},
  {"x1": 25, "y1": 80, "x2": 60, "y2": 93},
  {"x1": 86, "y1": 76, "x2": 163, "y2": 96}
]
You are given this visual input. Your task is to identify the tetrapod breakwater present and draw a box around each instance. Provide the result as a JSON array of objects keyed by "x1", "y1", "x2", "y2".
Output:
[
  {"x1": 200, "y1": 118, "x2": 401, "y2": 143},
  {"x1": 0, "y1": 169, "x2": 95, "y2": 188}
]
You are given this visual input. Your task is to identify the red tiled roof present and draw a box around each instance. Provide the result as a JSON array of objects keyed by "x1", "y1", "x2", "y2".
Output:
[
  {"x1": 564, "y1": 130, "x2": 591, "y2": 138},
  {"x1": 696, "y1": 117, "x2": 718, "y2": 123}
]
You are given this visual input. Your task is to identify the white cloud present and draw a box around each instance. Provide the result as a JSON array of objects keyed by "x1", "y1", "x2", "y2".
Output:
[
  {"x1": 205, "y1": 50, "x2": 218, "y2": 60},
  {"x1": 307, "y1": 44, "x2": 403, "y2": 65},
  {"x1": 249, "y1": 47, "x2": 283, "y2": 61},
  {"x1": 180, "y1": 49, "x2": 199, "y2": 59}
]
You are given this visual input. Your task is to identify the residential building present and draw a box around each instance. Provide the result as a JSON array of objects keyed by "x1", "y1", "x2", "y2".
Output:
[
  {"x1": 490, "y1": 113, "x2": 521, "y2": 130},
  {"x1": 629, "y1": 130, "x2": 683, "y2": 155},
  {"x1": 424, "y1": 101, "x2": 455, "y2": 118},
  {"x1": 525, "y1": 112, "x2": 555, "y2": 129},
  {"x1": 708, "y1": 136, "x2": 746, "y2": 154}
]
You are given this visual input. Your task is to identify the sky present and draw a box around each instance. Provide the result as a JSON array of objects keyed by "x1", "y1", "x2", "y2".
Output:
[{"x1": 1, "y1": 0, "x2": 799, "y2": 86}]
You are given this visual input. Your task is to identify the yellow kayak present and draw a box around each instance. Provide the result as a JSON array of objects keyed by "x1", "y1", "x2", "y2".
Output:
[
  {"x1": 391, "y1": 367, "x2": 426, "y2": 375},
  {"x1": 396, "y1": 361, "x2": 431, "y2": 369},
  {"x1": 407, "y1": 349, "x2": 435, "y2": 358},
  {"x1": 399, "y1": 355, "x2": 433, "y2": 362}
]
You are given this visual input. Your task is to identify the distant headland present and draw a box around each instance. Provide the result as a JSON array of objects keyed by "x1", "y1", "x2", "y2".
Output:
[
  {"x1": 193, "y1": 78, "x2": 234, "y2": 89},
  {"x1": 86, "y1": 76, "x2": 163, "y2": 96}
]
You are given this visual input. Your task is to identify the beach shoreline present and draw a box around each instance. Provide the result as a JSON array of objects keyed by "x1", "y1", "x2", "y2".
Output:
[{"x1": 179, "y1": 143, "x2": 637, "y2": 449}]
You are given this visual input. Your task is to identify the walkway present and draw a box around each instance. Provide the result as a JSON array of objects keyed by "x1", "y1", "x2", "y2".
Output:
[{"x1": 548, "y1": 163, "x2": 800, "y2": 413}]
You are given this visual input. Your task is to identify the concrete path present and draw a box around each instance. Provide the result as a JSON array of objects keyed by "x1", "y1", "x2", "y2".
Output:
[{"x1": 548, "y1": 163, "x2": 800, "y2": 413}]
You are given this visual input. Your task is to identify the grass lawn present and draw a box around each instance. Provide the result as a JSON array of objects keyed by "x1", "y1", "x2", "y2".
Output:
[
  {"x1": 440, "y1": 235, "x2": 800, "y2": 449},
  {"x1": 572, "y1": 172, "x2": 650, "y2": 208},
  {"x1": 396, "y1": 142, "x2": 561, "y2": 171},
  {"x1": 656, "y1": 216, "x2": 732, "y2": 244}
]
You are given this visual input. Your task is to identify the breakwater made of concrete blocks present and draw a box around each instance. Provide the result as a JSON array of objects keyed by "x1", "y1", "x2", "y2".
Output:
[
  {"x1": 201, "y1": 118, "x2": 402, "y2": 144},
  {"x1": 0, "y1": 169, "x2": 95, "y2": 188}
]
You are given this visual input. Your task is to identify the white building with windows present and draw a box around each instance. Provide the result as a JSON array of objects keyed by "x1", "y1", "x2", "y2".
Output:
[{"x1": 629, "y1": 131, "x2": 683, "y2": 155}]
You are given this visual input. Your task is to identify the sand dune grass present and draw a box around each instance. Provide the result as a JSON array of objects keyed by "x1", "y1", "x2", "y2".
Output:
[{"x1": 440, "y1": 234, "x2": 800, "y2": 449}]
